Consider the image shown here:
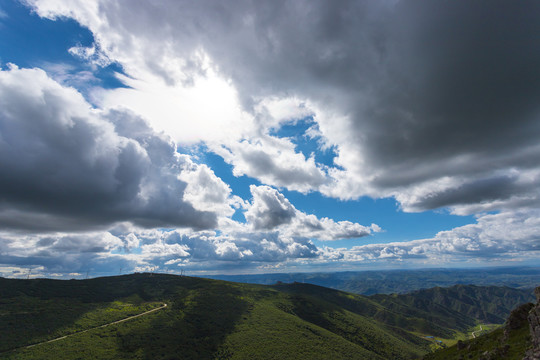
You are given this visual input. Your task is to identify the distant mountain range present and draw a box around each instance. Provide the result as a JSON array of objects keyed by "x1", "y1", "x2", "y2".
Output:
[
  {"x1": 202, "y1": 266, "x2": 540, "y2": 295},
  {"x1": 0, "y1": 273, "x2": 536, "y2": 359}
]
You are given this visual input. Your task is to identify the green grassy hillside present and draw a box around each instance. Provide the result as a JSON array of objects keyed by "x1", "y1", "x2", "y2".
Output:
[
  {"x1": 370, "y1": 284, "x2": 534, "y2": 333},
  {"x1": 0, "y1": 274, "x2": 533, "y2": 360},
  {"x1": 422, "y1": 302, "x2": 535, "y2": 360}
]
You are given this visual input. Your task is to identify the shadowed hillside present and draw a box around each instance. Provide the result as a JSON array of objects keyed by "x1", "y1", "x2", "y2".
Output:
[{"x1": 370, "y1": 284, "x2": 534, "y2": 330}]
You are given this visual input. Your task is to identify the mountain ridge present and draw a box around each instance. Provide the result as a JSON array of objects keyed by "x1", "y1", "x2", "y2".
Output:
[
  {"x1": 203, "y1": 266, "x2": 540, "y2": 294},
  {"x1": 0, "y1": 274, "x2": 535, "y2": 359},
  {"x1": 423, "y1": 285, "x2": 540, "y2": 360}
]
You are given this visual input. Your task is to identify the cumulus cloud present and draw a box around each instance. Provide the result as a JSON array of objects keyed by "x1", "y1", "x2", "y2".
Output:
[
  {"x1": 213, "y1": 135, "x2": 328, "y2": 193},
  {"x1": 158, "y1": 229, "x2": 319, "y2": 263},
  {"x1": 1, "y1": 208, "x2": 537, "y2": 276},
  {"x1": 0, "y1": 229, "x2": 136, "y2": 276},
  {"x1": 69, "y1": 43, "x2": 112, "y2": 68},
  {"x1": 0, "y1": 185, "x2": 377, "y2": 276},
  {"x1": 245, "y1": 185, "x2": 378, "y2": 240},
  {"x1": 253, "y1": 96, "x2": 315, "y2": 131},
  {"x1": 177, "y1": 154, "x2": 244, "y2": 217},
  {"x1": 292, "y1": 216, "x2": 381, "y2": 242},
  {"x1": 0, "y1": 65, "x2": 216, "y2": 231},
  {"x1": 320, "y1": 211, "x2": 540, "y2": 265},
  {"x1": 3, "y1": 0, "x2": 539, "y2": 275},
  {"x1": 0, "y1": 66, "x2": 369, "y2": 275},
  {"x1": 96, "y1": 227, "x2": 320, "y2": 271},
  {"x1": 2, "y1": 231, "x2": 122, "y2": 257},
  {"x1": 24, "y1": 0, "x2": 540, "y2": 214},
  {"x1": 245, "y1": 185, "x2": 296, "y2": 230}
]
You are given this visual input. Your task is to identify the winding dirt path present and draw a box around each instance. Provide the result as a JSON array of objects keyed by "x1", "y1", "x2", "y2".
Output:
[
  {"x1": 472, "y1": 325, "x2": 483, "y2": 338},
  {"x1": 3, "y1": 303, "x2": 167, "y2": 353}
]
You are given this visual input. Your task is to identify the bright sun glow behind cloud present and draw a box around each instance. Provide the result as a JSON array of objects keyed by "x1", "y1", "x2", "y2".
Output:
[{"x1": 97, "y1": 57, "x2": 252, "y2": 146}]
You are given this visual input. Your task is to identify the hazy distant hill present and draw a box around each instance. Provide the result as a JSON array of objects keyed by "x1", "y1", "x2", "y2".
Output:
[
  {"x1": 0, "y1": 274, "x2": 535, "y2": 360},
  {"x1": 203, "y1": 266, "x2": 540, "y2": 295}
]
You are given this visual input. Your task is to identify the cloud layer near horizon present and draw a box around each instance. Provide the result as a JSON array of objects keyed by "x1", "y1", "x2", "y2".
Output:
[{"x1": 3, "y1": 209, "x2": 538, "y2": 277}]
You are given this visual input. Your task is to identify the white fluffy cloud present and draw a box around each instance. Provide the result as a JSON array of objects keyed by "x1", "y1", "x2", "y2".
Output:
[
  {"x1": 213, "y1": 134, "x2": 328, "y2": 193},
  {"x1": 319, "y1": 211, "x2": 540, "y2": 266},
  {"x1": 245, "y1": 185, "x2": 379, "y2": 240},
  {"x1": 177, "y1": 154, "x2": 242, "y2": 217},
  {"x1": 0, "y1": 65, "x2": 216, "y2": 231},
  {"x1": 69, "y1": 43, "x2": 112, "y2": 68},
  {"x1": 0, "y1": 182, "x2": 381, "y2": 276},
  {"x1": 3, "y1": 208, "x2": 538, "y2": 276}
]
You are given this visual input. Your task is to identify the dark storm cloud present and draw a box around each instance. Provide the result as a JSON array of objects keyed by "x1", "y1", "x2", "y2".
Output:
[
  {"x1": 202, "y1": 0, "x2": 540, "y2": 207},
  {"x1": 355, "y1": 0, "x2": 540, "y2": 183},
  {"x1": 214, "y1": 0, "x2": 540, "y2": 210},
  {"x1": 409, "y1": 175, "x2": 520, "y2": 211},
  {"x1": 0, "y1": 252, "x2": 135, "y2": 276},
  {"x1": 0, "y1": 66, "x2": 216, "y2": 231},
  {"x1": 34, "y1": 0, "x2": 540, "y2": 212}
]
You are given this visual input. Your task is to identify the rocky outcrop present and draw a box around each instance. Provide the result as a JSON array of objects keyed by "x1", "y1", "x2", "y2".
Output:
[
  {"x1": 506, "y1": 303, "x2": 535, "y2": 336},
  {"x1": 523, "y1": 287, "x2": 540, "y2": 360}
]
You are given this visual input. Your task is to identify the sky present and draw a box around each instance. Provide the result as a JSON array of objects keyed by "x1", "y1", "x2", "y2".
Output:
[{"x1": 0, "y1": 0, "x2": 539, "y2": 278}]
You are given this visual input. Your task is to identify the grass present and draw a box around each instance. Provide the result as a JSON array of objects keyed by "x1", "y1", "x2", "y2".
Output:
[
  {"x1": 0, "y1": 298, "x2": 163, "y2": 353},
  {"x1": 217, "y1": 298, "x2": 385, "y2": 360},
  {"x1": 422, "y1": 321, "x2": 530, "y2": 359},
  {"x1": 0, "y1": 274, "x2": 531, "y2": 360}
]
